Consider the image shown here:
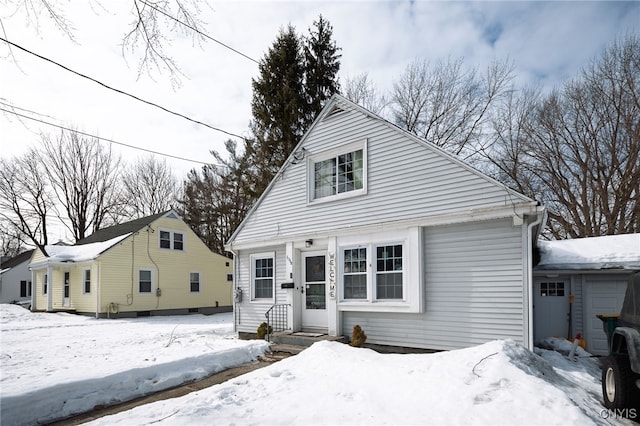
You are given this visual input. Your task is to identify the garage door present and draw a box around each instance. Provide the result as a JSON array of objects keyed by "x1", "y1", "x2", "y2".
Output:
[{"x1": 583, "y1": 276, "x2": 628, "y2": 355}]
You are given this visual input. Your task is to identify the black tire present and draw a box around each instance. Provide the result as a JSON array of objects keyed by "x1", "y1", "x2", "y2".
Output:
[{"x1": 602, "y1": 355, "x2": 640, "y2": 410}]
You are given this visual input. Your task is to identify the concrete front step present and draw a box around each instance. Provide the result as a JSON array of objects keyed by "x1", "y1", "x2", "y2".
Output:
[{"x1": 269, "y1": 332, "x2": 347, "y2": 348}]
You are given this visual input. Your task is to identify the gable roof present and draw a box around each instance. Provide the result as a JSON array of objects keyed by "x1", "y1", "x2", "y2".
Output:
[
  {"x1": 227, "y1": 94, "x2": 538, "y2": 246},
  {"x1": 536, "y1": 234, "x2": 640, "y2": 271},
  {"x1": 0, "y1": 249, "x2": 35, "y2": 271},
  {"x1": 75, "y1": 211, "x2": 169, "y2": 245}
]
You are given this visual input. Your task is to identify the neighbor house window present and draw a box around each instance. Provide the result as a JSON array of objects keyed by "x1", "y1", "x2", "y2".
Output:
[
  {"x1": 20, "y1": 280, "x2": 30, "y2": 298},
  {"x1": 139, "y1": 269, "x2": 153, "y2": 293},
  {"x1": 343, "y1": 248, "x2": 367, "y2": 299},
  {"x1": 83, "y1": 269, "x2": 91, "y2": 293},
  {"x1": 43, "y1": 274, "x2": 48, "y2": 294},
  {"x1": 227, "y1": 273, "x2": 233, "y2": 282},
  {"x1": 540, "y1": 282, "x2": 565, "y2": 297},
  {"x1": 190, "y1": 272, "x2": 200, "y2": 293},
  {"x1": 376, "y1": 245, "x2": 403, "y2": 299},
  {"x1": 310, "y1": 141, "x2": 367, "y2": 202},
  {"x1": 159, "y1": 230, "x2": 185, "y2": 251},
  {"x1": 251, "y1": 253, "x2": 274, "y2": 300}
]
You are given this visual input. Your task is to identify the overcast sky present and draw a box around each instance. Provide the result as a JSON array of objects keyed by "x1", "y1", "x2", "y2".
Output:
[{"x1": 1, "y1": 1, "x2": 639, "y2": 182}]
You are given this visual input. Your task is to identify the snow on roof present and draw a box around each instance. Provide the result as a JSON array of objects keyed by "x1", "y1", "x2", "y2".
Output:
[
  {"x1": 43, "y1": 233, "x2": 131, "y2": 263},
  {"x1": 537, "y1": 233, "x2": 640, "y2": 270}
]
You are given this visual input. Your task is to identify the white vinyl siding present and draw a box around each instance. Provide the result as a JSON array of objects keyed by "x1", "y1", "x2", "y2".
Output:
[
  {"x1": 342, "y1": 219, "x2": 525, "y2": 350},
  {"x1": 233, "y1": 100, "x2": 532, "y2": 245}
]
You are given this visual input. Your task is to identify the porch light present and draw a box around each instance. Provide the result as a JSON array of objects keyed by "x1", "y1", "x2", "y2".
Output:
[{"x1": 305, "y1": 239, "x2": 313, "y2": 248}]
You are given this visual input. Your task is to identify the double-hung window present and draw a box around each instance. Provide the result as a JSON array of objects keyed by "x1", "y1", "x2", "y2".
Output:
[
  {"x1": 251, "y1": 253, "x2": 274, "y2": 301},
  {"x1": 83, "y1": 269, "x2": 91, "y2": 293},
  {"x1": 190, "y1": 272, "x2": 200, "y2": 293},
  {"x1": 341, "y1": 244, "x2": 404, "y2": 301},
  {"x1": 310, "y1": 141, "x2": 367, "y2": 202},
  {"x1": 159, "y1": 230, "x2": 185, "y2": 251},
  {"x1": 139, "y1": 269, "x2": 153, "y2": 293},
  {"x1": 43, "y1": 274, "x2": 48, "y2": 295}
]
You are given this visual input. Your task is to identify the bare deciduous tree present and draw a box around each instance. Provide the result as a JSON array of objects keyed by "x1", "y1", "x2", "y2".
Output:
[
  {"x1": 0, "y1": 151, "x2": 53, "y2": 250},
  {"x1": 486, "y1": 34, "x2": 640, "y2": 238},
  {"x1": 0, "y1": 221, "x2": 25, "y2": 258},
  {"x1": 40, "y1": 130, "x2": 122, "y2": 242},
  {"x1": 391, "y1": 57, "x2": 513, "y2": 157},
  {"x1": 3, "y1": 0, "x2": 206, "y2": 82},
  {"x1": 343, "y1": 72, "x2": 387, "y2": 115},
  {"x1": 121, "y1": 156, "x2": 179, "y2": 219}
]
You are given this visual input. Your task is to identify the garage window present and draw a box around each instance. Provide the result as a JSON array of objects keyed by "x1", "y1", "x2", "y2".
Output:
[{"x1": 540, "y1": 282, "x2": 565, "y2": 297}]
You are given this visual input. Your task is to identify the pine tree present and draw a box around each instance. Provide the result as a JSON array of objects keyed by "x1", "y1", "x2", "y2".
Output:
[
  {"x1": 303, "y1": 15, "x2": 342, "y2": 128},
  {"x1": 248, "y1": 25, "x2": 306, "y2": 197},
  {"x1": 247, "y1": 17, "x2": 341, "y2": 198}
]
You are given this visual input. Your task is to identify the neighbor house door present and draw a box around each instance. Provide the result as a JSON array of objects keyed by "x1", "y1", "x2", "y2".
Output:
[
  {"x1": 533, "y1": 279, "x2": 569, "y2": 342},
  {"x1": 301, "y1": 252, "x2": 328, "y2": 332}
]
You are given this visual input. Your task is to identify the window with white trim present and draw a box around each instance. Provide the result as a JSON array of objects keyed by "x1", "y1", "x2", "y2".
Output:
[
  {"x1": 341, "y1": 244, "x2": 405, "y2": 301},
  {"x1": 190, "y1": 272, "x2": 200, "y2": 293},
  {"x1": 309, "y1": 141, "x2": 367, "y2": 202},
  {"x1": 139, "y1": 269, "x2": 153, "y2": 293},
  {"x1": 83, "y1": 269, "x2": 91, "y2": 293},
  {"x1": 43, "y1": 274, "x2": 48, "y2": 295},
  {"x1": 376, "y1": 245, "x2": 403, "y2": 299},
  {"x1": 159, "y1": 230, "x2": 185, "y2": 251},
  {"x1": 251, "y1": 253, "x2": 275, "y2": 301}
]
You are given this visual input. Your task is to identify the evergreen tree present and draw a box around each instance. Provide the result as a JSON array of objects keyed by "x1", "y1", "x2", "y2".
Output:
[
  {"x1": 248, "y1": 24, "x2": 306, "y2": 198},
  {"x1": 247, "y1": 17, "x2": 341, "y2": 198},
  {"x1": 303, "y1": 15, "x2": 342, "y2": 127}
]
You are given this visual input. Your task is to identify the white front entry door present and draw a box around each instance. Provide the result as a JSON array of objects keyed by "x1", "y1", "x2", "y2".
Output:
[{"x1": 301, "y1": 252, "x2": 328, "y2": 331}]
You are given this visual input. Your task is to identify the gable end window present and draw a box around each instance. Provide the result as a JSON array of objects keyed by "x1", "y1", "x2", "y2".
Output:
[
  {"x1": 251, "y1": 253, "x2": 275, "y2": 301},
  {"x1": 159, "y1": 230, "x2": 185, "y2": 251},
  {"x1": 309, "y1": 141, "x2": 367, "y2": 202}
]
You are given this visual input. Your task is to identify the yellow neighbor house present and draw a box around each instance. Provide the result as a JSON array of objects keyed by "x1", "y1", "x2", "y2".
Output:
[{"x1": 29, "y1": 210, "x2": 233, "y2": 318}]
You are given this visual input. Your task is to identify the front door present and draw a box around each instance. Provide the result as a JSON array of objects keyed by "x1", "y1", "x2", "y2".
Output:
[{"x1": 301, "y1": 252, "x2": 327, "y2": 331}]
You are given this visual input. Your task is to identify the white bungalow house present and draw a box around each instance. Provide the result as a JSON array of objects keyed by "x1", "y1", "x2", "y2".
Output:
[
  {"x1": 0, "y1": 250, "x2": 35, "y2": 307},
  {"x1": 226, "y1": 95, "x2": 546, "y2": 351},
  {"x1": 533, "y1": 233, "x2": 640, "y2": 355}
]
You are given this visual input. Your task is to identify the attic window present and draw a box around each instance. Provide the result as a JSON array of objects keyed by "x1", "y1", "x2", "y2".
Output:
[
  {"x1": 159, "y1": 230, "x2": 185, "y2": 251},
  {"x1": 165, "y1": 212, "x2": 179, "y2": 219},
  {"x1": 309, "y1": 140, "x2": 367, "y2": 203}
]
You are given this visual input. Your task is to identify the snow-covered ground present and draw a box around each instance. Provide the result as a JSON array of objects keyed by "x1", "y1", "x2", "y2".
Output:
[
  {"x1": 0, "y1": 304, "x2": 634, "y2": 426},
  {"x1": 0, "y1": 304, "x2": 268, "y2": 425}
]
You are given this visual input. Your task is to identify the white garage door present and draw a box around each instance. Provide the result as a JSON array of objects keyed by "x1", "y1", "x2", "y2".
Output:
[{"x1": 583, "y1": 276, "x2": 628, "y2": 356}]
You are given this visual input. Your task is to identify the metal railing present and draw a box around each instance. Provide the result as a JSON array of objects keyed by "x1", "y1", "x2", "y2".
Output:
[{"x1": 265, "y1": 304, "x2": 290, "y2": 341}]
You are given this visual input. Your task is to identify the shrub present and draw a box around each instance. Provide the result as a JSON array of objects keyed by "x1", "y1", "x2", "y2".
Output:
[
  {"x1": 257, "y1": 322, "x2": 272, "y2": 340},
  {"x1": 350, "y1": 325, "x2": 367, "y2": 347}
]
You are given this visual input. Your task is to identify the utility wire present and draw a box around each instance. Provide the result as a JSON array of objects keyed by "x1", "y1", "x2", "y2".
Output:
[
  {"x1": 0, "y1": 106, "x2": 222, "y2": 166},
  {"x1": 138, "y1": 0, "x2": 259, "y2": 64},
  {"x1": 0, "y1": 36, "x2": 246, "y2": 140}
]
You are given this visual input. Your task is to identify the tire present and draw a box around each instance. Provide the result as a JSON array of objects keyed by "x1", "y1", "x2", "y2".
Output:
[{"x1": 602, "y1": 355, "x2": 640, "y2": 410}]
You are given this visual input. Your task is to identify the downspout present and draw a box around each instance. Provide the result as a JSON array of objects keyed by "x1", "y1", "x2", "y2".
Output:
[
  {"x1": 46, "y1": 265, "x2": 53, "y2": 312},
  {"x1": 228, "y1": 246, "x2": 239, "y2": 333},
  {"x1": 95, "y1": 261, "x2": 100, "y2": 319},
  {"x1": 30, "y1": 268, "x2": 35, "y2": 311},
  {"x1": 526, "y1": 209, "x2": 544, "y2": 350}
]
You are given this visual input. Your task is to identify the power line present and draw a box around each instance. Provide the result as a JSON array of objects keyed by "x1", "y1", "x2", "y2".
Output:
[
  {"x1": 0, "y1": 105, "x2": 223, "y2": 166},
  {"x1": 138, "y1": 0, "x2": 259, "y2": 65},
  {"x1": 0, "y1": 36, "x2": 247, "y2": 140}
]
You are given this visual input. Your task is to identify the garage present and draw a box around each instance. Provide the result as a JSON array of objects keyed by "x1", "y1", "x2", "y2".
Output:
[{"x1": 533, "y1": 234, "x2": 639, "y2": 355}]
